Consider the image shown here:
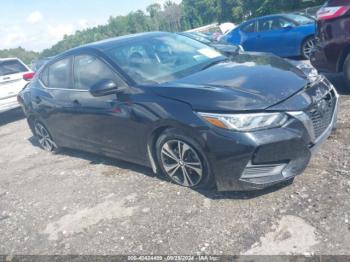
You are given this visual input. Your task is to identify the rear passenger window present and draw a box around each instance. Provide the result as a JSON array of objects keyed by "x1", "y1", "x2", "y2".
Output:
[
  {"x1": 48, "y1": 58, "x2": 72, "y2": 89},
  {"x1": 73, "y1": 55, "x2": 124, "y2": 90}
]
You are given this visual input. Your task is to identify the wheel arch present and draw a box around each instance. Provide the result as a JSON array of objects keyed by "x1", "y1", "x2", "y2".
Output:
[
  {"x1": 146, "y1": 122, "x2": 207, "y2": 174},
  {"x1": 147, "y1": 125, "x2": 172, "y2": 174},
  {"x1": 27, "y1": 114, "x2": 36, "y2": 134},
  {"x1": 300, "y1": 34, "x2": 315, "y2": 56},
  {"x1": 336, "y1": 44, "x2": 350, "y2": 73}
]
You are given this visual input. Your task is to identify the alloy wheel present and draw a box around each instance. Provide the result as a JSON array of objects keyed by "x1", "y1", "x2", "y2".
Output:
[
  {"x1": 34, "y1": 122, "x2": 57, "y2": 152},
  {"x1": 160, "y1": 140, "x2": 203, "y2": 187},
  {"x1": 303, "y1": 38, "x2": 315, "y2": 59}
]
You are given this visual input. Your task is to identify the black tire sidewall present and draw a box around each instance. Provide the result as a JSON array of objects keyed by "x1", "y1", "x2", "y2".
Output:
[
  {"x1": 343, "y1": 54, "x2": 350, "y2": 88},
  {"x1": 155, "y1": 129, "x2": 214, "y2": 190},
  {"x1": 301, "y1": 36, "x2": 314, "y2": 59},
  {"x1": 34, "y1": 120, "x2": 58, "y2": 152}
]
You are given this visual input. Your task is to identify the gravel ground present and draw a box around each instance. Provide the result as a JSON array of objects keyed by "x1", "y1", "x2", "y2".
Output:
[{"x1": 0, "y1": 74, "x2": 349, "y2": 256}]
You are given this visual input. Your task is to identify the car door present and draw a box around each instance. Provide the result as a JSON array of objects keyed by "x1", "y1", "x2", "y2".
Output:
[
  {"x1": 67, "y1": 54, "x2": 144, "y2": 161},
  {"x1": 256, "y1": 16, "x2": 299, "y2": 56},
  {"x1": 238, "y1": 20, "x2": 261, "y2": 51}
]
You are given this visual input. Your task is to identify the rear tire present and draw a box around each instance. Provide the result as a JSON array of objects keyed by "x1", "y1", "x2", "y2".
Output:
[
  {"x1": 343, "y1": 53, "x2": 350, "y2": 89},
  {"x1": 34, "y1": 121, "x2": 58, "y2": 152},
  {"x1": 155, "y1": 129, "x2": 214, "y2": 190}
]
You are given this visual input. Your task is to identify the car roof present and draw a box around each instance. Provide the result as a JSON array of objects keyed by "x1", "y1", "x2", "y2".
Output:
[
  {"x1": 70, "y1": 32, "x2": 171, "y2": 53},
  {"x1": 50, "y1": 32, "x2": 173, "y2": 62},
  {"x1": 0, "y1": 57, "x2": 21, "y2": 62}
]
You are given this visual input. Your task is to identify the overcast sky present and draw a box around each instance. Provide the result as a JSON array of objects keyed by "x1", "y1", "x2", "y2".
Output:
[{"x1": 0, "y1": 0, "x2": 181, "y2": 51}]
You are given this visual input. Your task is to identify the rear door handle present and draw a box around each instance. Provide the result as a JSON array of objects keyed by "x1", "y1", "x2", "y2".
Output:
[
  {"x1": 73, "y1": 99, "x2": 81, "y2": 106},
  {"x1": 35, "y1": 96, "x2": 41, "y2": 104}
]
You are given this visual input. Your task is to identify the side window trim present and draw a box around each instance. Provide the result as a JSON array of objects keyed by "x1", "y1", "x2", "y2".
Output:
[
  {"x1": 39, "y1": 67, "x2": 49, "y2": 88},
  {"x1": 39, "y1": 56, "x2": 87, "y2": 92}
]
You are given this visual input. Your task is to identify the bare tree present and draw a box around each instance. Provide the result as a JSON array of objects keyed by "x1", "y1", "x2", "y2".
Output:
[{"x1": 163, "y1": 1, "x2": 183, "y2": 31}]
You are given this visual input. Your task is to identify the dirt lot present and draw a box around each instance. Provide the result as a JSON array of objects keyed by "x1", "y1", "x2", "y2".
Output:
[{"x1": 0, "y1": 74, "x2": 349, "y2": 256}]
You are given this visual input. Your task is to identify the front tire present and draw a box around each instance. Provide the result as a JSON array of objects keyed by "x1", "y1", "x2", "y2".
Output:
[
  {"x1": 34, "y1": 121, "x2": 58, "y2": 152},
  {"x1": 155, "y1": 129, "x2": 214, "y2": 189}
]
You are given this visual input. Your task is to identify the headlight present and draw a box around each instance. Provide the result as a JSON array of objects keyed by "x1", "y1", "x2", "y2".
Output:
[{"x1": 198, "y1": 112, "x2": 288, "y2": 131}]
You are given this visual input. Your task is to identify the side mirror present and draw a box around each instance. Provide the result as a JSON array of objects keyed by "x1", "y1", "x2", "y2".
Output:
[
  {"x1": 283, "y1": 25, "x2": 293, "y2": 30},
  {"x1": 89, "y1": 79, "x2": 120, "y2": 97}
]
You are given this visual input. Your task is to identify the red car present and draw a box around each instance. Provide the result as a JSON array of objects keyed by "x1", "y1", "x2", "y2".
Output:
[{"x1": 310, "y1": 0, "x2": 350, "y2": 88}]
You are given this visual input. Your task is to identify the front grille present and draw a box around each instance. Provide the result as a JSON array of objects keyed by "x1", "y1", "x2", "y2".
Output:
[{"x1": 306, "y1": 85, "x2": 336, "y2": 140}]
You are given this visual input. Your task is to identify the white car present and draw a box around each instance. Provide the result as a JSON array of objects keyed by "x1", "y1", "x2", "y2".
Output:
[{"x1": 0, "y1": 58, "x2": 34, "y2": 113}]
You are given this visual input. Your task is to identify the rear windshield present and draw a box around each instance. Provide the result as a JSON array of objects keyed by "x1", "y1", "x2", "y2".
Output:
[
  {"x1": 0, "y1": 60, "x2": 28, "y2": 76},
  {"x1": 326, "y1": 0, "x2": 350, "y2": 6}
]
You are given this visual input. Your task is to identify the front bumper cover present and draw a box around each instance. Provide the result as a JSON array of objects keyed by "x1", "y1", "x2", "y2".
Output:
[{"x1": 205, "y1": 78, "x2": 339, "y2": 191}]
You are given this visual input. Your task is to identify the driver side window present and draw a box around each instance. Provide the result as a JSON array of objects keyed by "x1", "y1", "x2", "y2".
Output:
[
  {"x1": 258, "y1": 17, "x2": 294, "y2": 32},
  {"x1": 258, "y1": 18, "x2": 280, "y2": 32},
  {"x1": 73, "y1": 55, "x2": 125, "y2": 90},
  {"x1": 241, "y1": 22, "x2": 256, "y2": 33}
]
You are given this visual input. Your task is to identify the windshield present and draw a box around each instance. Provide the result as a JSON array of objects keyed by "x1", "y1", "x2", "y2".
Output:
[
  {"x1": 105, "y1": 34, "x2": 226, "y2": 84},
  {"x1": 285, "y1": 14, "x2": 314, "y2": 24}
]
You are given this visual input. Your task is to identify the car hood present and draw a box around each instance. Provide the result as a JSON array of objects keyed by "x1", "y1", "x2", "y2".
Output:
[{"x1": 153, "y1": 53, "x2": 309, "y2": 112}]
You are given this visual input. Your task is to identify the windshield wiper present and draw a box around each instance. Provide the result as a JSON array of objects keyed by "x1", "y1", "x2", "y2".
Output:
[{"x1": 200, "y1": 58, "x2": 227, "y2": 71}]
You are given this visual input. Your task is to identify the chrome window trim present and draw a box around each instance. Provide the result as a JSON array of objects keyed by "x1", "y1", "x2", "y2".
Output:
[
  {"x1": 38, "y1": 78, "x2": 89, "y2": 92},
  {"x1": 38, "y1": 53, "x2": 127, "y2": 93}
]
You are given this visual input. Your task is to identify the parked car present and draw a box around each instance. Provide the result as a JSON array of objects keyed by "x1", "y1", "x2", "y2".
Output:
[
  {"x1": 0, "y1": 58, "x2": 34, "y2": 113},
  {"x1": 18, "y1": 32, "x2": 338, "y2": 191},
  {"x1": 178, "y1": 32, "x2": 244, "y2": 55},
  {"x1": 223, "y1": 14, "x2": 316, "y2": 59},
  {"x1": 310, "y1": 0, "x2": 350, "y2": 88},
  {"x1": 181, "y1": 31, "x2": 318, "y2": 79}
]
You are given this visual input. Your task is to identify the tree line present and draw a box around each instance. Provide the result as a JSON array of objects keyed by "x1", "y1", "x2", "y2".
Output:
[
  {"x1": 1, "y1": 0, "x2": 324, "y2": 64},
  {"x1": 0, "y1": 47, "x2": 39, "y2": 65}
]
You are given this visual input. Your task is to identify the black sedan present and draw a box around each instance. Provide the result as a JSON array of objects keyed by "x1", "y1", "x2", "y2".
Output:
[{"x1": 18, "y1": 32, "x2": 339, "y2": 191}]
